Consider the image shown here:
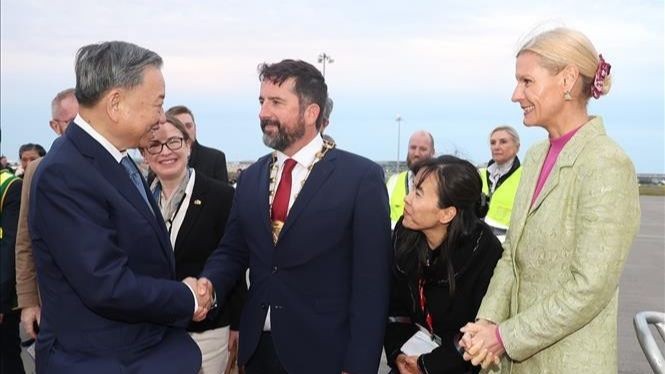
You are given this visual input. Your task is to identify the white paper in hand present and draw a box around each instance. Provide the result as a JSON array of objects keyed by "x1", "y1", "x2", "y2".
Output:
[{"x1": 401, "y1": 330, "x2": 440, "y2": 356}]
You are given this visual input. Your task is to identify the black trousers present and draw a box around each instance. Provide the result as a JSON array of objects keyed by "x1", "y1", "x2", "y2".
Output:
[
  {"x1": 0, "y1": 311, "x2": 26, "y2": 374},
  {"x1": 245, "y1": 332, "x2": 288, "y2": 374}
]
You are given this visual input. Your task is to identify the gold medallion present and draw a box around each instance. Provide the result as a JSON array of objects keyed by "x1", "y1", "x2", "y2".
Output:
[{"x1": 272, "y1": 220, "x2": 285, "y2": 245}]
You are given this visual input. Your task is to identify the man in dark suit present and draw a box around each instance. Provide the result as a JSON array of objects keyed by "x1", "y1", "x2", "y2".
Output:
[
  {"x1": 166, "y1": 105, "x2": 229, "y2": 184},
  {"x1": 198, "y1": 59, "x2": 393, "y2": 374},
  {"x1": 29, "y1": 41, "x2": 209, "y2": 374}
]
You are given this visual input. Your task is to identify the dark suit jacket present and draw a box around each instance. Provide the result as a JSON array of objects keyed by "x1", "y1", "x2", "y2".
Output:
[
  {"x1": 189, "y1": 141, "x2": 228, "y2": 184},
  {"x1": 201, "y1": 147, "x2": 393, "y2": 374},
  {"x1": 172, "y1": 172, "x2": 245, "y2": 332},
  {"x1": 29, "y1": 123, "x2": 200, "y2": 374}
]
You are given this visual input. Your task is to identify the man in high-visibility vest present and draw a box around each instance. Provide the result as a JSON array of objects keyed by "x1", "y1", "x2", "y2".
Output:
[{"x1": 386, "y1": 130, "x2": 435, "y2": 228}]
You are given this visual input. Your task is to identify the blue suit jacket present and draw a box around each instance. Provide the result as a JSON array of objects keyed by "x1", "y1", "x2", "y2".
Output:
[
  {"x1": 202, "y1": 147, "x2": 393, "y2": 374},
  {"x1": 29, "y1": 123, "x2": 201, "y2": 374}
]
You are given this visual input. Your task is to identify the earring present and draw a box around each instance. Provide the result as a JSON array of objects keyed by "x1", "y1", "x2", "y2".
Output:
[{"x1": 564, "y1": 91, "x2": 572, "y2": 101}]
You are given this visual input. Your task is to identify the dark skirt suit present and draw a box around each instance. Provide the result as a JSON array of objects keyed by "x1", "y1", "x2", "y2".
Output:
[
  {"x1": 384, "y1": 220, "x2": 503, "y2": 374},
  {"x1": 172, "y1": 172, "x2": 246, "y2": 333}
]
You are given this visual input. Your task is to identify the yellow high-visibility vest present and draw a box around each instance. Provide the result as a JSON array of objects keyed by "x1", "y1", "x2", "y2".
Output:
[
  {"x1": 480, "y1": 166, "x2": 522, "y2": 229},
  {"x1": 387, "y1": 171, "x2": 408, "y2": 227},
  {"x1": 0, "y1": 169, "x2": 20, "y2": 239}
]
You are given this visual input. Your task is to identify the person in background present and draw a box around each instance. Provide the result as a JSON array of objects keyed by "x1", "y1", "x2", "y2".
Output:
[
  {"x1": 15, "y1": 88, "x2": 79, "y2": 342},
  {"x1": 384, "y1": 155, "x2": 502, "y2": 374},
  {"x1": 0, "y1": 162, "x2": 25, "y2": 374},
  {"x1": 166, "y1": 105, "x2": 229, "y2": 184},
  {"x1": 320, "y1": 97, "x2": 334, "y2": 143},
  {"x1": 16, "y1": 143, "x2": 46, "y2": 177},
  {"x1": 386, "y1": 131, "x2": 436, "y2": 228},
  {"x1": 479, "y1": 126, "x2": 522, "y2": 241},
  {"x1": 460, "y1": 27, "x2": 640, "y2": 373},
  {"x1": 142, "y1": 115, "x2": 245, "y2": 374},
  {"x1": 0, "y1": 155, "x2": 13, "y2": 173}
]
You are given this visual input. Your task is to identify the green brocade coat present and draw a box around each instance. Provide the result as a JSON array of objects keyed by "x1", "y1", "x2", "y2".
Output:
[{"x1": 477, "y1": 116, "x2": 640, "y2": 373}]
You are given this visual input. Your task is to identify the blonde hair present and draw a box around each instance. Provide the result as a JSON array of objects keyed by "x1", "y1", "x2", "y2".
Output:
[
  {"x1": 518, "y1": 27, "x2": 611, "y2": 100},
  {"x1": 490, "y1": 125, "x2": 520, "y2": 147}
]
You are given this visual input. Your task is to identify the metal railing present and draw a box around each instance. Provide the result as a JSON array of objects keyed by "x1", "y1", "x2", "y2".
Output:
[{"x1": 634, "y1": 311, "x2": 665, "y2": 374}]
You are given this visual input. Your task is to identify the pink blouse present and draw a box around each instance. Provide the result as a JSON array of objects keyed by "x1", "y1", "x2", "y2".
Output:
[{"x1": 531, "y1": 126, "x2": 582, "y2": 206}]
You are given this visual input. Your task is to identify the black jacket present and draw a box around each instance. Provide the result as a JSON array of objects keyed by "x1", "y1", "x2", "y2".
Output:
[
  {"x1": 384, "y1": 220, "x2": 503, "y2": 374},
  {"x1": 189, "y1": 141, "x2": 229, "y2": 184},
  {"x1": 174, "y1": 172, "x2": 245, "y2": 332},
  {"x1": 0, "y1": 176, "x2": 21, "y2": 312}
]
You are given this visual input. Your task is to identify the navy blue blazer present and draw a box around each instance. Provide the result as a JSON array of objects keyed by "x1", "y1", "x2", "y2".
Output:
[
  {"x1": 29, "y1": 123, "x2": 201, "y2": 374},
  {"x1": 201, "y1": 147, "x2": 393, "y2": 374}
]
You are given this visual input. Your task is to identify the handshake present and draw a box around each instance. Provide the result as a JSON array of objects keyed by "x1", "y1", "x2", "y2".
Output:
[
  {"x1": 182, "y1": 277, "x2": 215, "y2": 322},
  {"x1": 458, "y1": 319, "x2": 505, "y2": 370}
]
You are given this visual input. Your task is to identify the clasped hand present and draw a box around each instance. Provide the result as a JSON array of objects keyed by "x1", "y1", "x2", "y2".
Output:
[
  {"x1": 458, "y1": 320, "x2": 504, "y2": 370},
  {"x1": 183, "y1": 277, "x2": 215, "y2": 321}
]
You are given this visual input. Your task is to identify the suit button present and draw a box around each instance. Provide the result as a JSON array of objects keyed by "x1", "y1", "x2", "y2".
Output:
[
  {"x1": 260, "y1": 303, "x2": 268, "y2": 310},
  {"x1": 273, "y1": 305, "x2": 283, "y2": 310},
  {"x1": 272, "y1": 266, "x2": 278, "y2": 274}
]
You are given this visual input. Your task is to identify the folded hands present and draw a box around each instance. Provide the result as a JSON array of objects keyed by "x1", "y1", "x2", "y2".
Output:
[{"x1": 459, "y1": 319, "x2": 505, "y2": 370}]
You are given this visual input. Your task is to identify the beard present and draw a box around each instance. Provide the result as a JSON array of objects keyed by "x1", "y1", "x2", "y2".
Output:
[
  {"x1": 261, "y1": 116, "x2": 306, "y2": 152},
  {"x1": 406, "y1": 154, "x2": 417, "y2": 171}
]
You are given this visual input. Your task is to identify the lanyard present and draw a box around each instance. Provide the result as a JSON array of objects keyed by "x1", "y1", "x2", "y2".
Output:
[
  {"x1": 418, "y1": 278, "x2": 434, "y2": 333},
  {"x1": 165, "y1": 193, "x2": 187, "y2": 234}
]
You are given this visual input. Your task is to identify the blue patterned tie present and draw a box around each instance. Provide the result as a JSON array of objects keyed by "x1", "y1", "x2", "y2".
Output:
[{"x1": 120, "y1": 156, "x2": 152, "y2": 212}]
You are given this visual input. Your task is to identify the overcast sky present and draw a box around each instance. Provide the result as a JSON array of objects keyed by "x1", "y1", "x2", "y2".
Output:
[{"x1": 2, "y1": 0, "x2": 663, "y2": 172}]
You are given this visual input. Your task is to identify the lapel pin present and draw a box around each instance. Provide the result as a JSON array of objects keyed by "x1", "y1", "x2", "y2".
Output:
[{"x1": 193, "y1": 199, "x2": 202, "y2": 205}]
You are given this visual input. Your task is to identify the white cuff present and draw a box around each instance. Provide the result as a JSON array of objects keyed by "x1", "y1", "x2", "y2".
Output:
[{"x1": 183, "y1": 281, "x2": 198, "y2": 313}]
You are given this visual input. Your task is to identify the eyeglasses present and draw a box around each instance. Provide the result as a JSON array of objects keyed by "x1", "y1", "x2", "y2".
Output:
[
  {"x1": 146, "y1": 137, "x2": 184, "y2": 155},
  {"x1": 50, "y1": 117, "x2": 76, "y2": 126}
]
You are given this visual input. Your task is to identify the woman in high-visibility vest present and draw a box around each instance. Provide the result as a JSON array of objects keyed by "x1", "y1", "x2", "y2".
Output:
[{"x1": 479, "y1": 126, "x2": 522, "y2": 241}]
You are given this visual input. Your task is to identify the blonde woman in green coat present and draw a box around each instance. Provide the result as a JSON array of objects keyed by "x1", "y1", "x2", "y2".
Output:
[{"x1": 459, "y1": 27, "x2": 640, "y2": 373}]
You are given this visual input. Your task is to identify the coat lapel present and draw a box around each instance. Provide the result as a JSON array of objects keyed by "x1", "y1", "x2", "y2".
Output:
[
  {"x1": 174, "y1": 175, "x2": 206, "y2": 260},
  {"x1": 507, "y1": 142, "x2": 547, "y2": 244},
  {"x1": 68, "y1": 124, "x2": 175, "y2": 273},
  {"x1": 278, "y1": 150, "x2": 337, "y2": 241},
  {"x1": 528, "y1": 118, "x2": 605, "y2": 215},
  {"x1": 257, "y1": 155, "x2": 274, "y2": 240}
]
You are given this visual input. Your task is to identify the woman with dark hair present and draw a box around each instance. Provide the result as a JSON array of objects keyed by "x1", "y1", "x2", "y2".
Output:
[{"x1": 384, "y1": 155, "x2": 503, "y2": 374}]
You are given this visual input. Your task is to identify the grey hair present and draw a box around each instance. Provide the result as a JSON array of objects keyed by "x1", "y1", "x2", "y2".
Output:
[
  {"x1": 74, "y1": 41, "x2": 163, "y2": 107},
  {"x1": 322, "y1": 97, "x2": 334, "y2": 122},
  {"x1": 51, "y1": 88, "x2": 76, "y2": 117},
  {"x1": 490, "y1": 125, "x2": 520, "y2": 147}
]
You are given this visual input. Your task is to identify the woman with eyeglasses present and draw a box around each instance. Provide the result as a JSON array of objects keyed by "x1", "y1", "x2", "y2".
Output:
[{"x1": 141, "y1": 114, "x2": 245, "y2": 374}]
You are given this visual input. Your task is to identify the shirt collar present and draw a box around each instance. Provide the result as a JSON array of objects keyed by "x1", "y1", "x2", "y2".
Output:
[
  {"x1": 275, "y1": 135, "x2": 324, "y2": 168},
  {"x1": 74, "y1": 114, "x2": 126, "y2": 162},
  {"x1": 488, "y1": 157, "x2": 515, "y2": 178}
]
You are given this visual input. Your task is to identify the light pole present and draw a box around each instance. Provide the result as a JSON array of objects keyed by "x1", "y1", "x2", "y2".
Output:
[
  {"x1": 395, "y1": 115, "x2": 402, "y2": 174},
  {"x1": 317, "y1": 53, "x2": 334, "y2": 78}
]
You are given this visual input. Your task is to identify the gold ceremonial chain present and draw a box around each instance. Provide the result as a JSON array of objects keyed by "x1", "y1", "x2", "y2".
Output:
[{"x1": 269, "y1": 138, "x2": 336, "y2": 245}]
